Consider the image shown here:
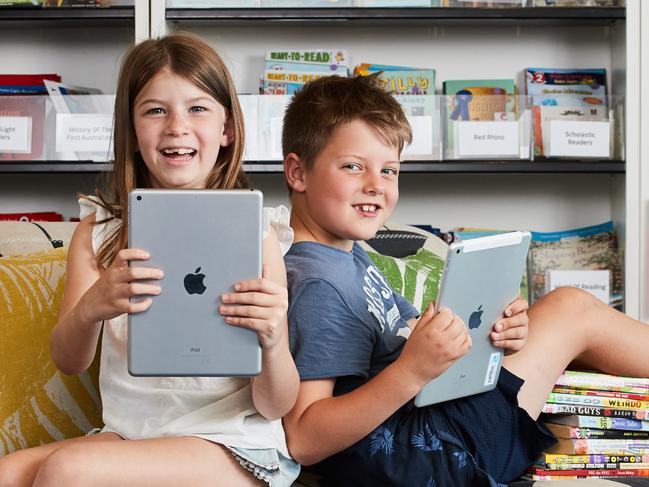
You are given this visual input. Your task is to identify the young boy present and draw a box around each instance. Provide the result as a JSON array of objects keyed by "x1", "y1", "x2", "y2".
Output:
[{"x1": 280, "y1": 74, "x2": 649, "y2": 486}]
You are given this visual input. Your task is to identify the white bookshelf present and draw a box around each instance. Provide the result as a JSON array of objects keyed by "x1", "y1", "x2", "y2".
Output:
[
  {"x1": 155, "y1": 1, "x2": 640, "y2": 317},
  {"x1": 0, "y1": 1, "x2": 641, "y2": 318}
]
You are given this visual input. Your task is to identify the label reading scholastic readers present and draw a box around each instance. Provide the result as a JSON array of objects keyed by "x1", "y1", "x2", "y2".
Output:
[
  {"x1": 55, "y1": 114, "x2": 113, "y2": 156},
  {"x1": 457, "y1": 121, "x2": 519, "y2": 157},
  {"x1": 0, "y1": 116, "x2": 31, "y2": 153},
  {"x1": 549, "y1": 120, "x2": 611, "y2": 158}
]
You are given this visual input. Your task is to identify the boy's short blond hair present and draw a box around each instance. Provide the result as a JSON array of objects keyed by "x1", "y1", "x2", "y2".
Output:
[{"x1": 282, "y1": 74, "x2": 413, "y2": 171}]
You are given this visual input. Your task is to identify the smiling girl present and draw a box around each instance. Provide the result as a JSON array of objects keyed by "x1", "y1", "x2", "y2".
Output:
[{"x1": 0, "y1": 33, "x2": 300, "y2": 487}]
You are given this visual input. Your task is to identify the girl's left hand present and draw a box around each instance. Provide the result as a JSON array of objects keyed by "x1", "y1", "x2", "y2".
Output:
[
  {"x1": 219, "y1": 264, "x2": 288, "y2": 350},
  {"x1": 490, "y1": 297, "x2": 529, "y2": 355}
]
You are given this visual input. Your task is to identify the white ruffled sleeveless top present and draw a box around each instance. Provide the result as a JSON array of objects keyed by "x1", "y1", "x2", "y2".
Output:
[{"x1": 79, "y1": 196, "x2": 293, "y2": 455}]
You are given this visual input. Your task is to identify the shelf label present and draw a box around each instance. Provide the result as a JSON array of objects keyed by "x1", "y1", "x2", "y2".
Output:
[
  {"x1": 404, "y1": 115, "x2": 435, "y2": 157},
  {"x1": 0, "y1": 116, "x2": 31, "y2": 153},
  {"x1": 56, "y1": 114, "x2": 113, "y2": 154},
  {"x1": 457, "y1": 121, "x2": 519, "y2": 157},
  {"x1": 545, "y1": 269, "x2": 610, "y2": 304},
  {"x1": 549, "y1": 120, "x2": 610, "y2": 158}
]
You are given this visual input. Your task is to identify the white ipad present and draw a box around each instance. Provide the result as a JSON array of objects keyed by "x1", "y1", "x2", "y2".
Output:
[
  {"x1": 127, "y1": 189, "x2": 263, "y2": 377},
  {"x1": 414, "y1": 231, "x2": 531, "y2": 407}
]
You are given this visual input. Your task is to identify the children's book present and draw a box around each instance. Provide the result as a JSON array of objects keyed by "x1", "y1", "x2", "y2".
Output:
[
  {"x1": 547, "y1": 414, "x2": 649, "y2": 432},
  {"x1": 541, "y1": 461, "x2": 649, "y2": 471},
  {"x1": 542, "y1": 403, "x2": 649, "y2": 420},
  {"x1": 544, "y1": 422, "x2": 649, "y2": 440},
  {"x1": 527, "y1": 221, "x2": 622, "y2": 306},
  {"x1": 552, "y1": 387, "x2": 649, "y2": 402},
  {"x1": 265, "y1": 49, "x2": 349, "y2": 74},
  {"x1": 539, "y1": 453, "x2": 647, "y2": 465},
  {"x1": 547, "y1": 438, "x2": 649, "y2": 455},
  {"x1": 355, "y1": 63, "x2": 436, "y2": 95},
  {"x1": 441, "y1": 79, "x2": 516, "y2": 158},
  {"x1": 555, "y1": 371, "x2": 649, "y2": 393},
  {"x1": 533, "y1": 104, "x2": 608, "y2": 157},
  {"x1": 529, "y1": 467, "x2": 649, "y2": 479},
  {"x1": 526, "y1": 68, "x2": 607, "y2": 107}
]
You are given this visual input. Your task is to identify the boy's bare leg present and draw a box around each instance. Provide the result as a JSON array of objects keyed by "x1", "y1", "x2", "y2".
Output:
[
  {"x1": 30, "y1": 435, "x2": 265, "y2": 487},
  {"x1": 503, "y1": 287, "x2": 649, "y2": 420},
  {"x1": 0, "y1": 432, "x2": 122, "y2": 487}
]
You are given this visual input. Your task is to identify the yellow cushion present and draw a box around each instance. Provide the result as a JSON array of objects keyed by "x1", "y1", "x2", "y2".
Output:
[{"x1": 0, "y1": 248, "x2": 102, "y2": 456}]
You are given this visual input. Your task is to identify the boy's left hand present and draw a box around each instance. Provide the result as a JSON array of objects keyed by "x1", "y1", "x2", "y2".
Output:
[
  {"x1": 490, "y1": 297, "x2": 529, "y2": 355},
  {"x1": 219, "y1": 264, "x2": 288, "y2": 350}
]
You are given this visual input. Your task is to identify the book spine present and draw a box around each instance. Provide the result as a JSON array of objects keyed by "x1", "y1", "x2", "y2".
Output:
[
  {"x1": 542, "y1": 453, "x2": 645, "y2": 464},
  {"x1": 531, "y1": 468, "x2": 649, "y2": 477},
  {"x1": 571, "y1": 439, "x2": 649, "y2": 455},
  {"x1": 553, "y1": 387, "x2": 649, "y2": 402},
  {"x1": 265, "y1": 50, "x2": 349, "y2": 67},
  {"x1": 569, "y1": 416, "x2": 649, "y2": 431},
  {"x1": 544, "y1": 462, "x2": 649, "y2": 471},
  {"x1": 547, "y1": 392, "x2": 649, "y2": 411},
  {"x1": 542, "y1": 403, "x2": 648, "y2": 419},
  {"x1": 555, "y1": 427, "x2": 649, "y2": 439},
  {"x1": 556, "y1": 371, "x2": 649, "y2": 391}
]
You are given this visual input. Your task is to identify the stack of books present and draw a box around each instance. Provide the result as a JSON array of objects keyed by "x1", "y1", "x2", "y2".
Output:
[{"x1": 531, "y1": 370, "x2": 649, "y2": 481}]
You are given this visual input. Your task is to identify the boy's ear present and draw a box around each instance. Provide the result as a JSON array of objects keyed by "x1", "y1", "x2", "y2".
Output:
[
  {"x1": 219, "y1": 117, "x2": 234, "y2": 147},
  {"x1": 284, "y1": 153, "x2": 307, "y2": 193}
]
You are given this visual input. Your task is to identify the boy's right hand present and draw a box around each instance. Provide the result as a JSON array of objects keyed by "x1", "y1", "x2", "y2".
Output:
[
  {"x1": 79, "y1": 248, "x2": 163, "y2": 324},
  {"x1": 396, "y1": 303, "x2": 472, "y2": 388}
]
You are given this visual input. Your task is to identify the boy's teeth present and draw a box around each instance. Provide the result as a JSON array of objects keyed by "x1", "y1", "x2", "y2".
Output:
[{"x1": 360, "y1": 205, "x2": 377, "y2": 212}]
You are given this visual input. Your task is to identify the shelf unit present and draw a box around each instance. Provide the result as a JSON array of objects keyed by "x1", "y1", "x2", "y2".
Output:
[
  {"x1": 0, "y1": 160, "x2": 626, "y2": 174},
  {"x1": 0, "y1": 2, "x2": 643, "y2": 318}
]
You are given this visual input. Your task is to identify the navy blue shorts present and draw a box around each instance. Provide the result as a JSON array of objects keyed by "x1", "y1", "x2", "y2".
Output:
[{"x1": 313, "y1": 367, "x2": 556, "y2": 487}]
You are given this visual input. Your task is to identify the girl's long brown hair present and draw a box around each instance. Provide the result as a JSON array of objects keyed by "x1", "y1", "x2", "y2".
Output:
[
  {"x1": 83, "y1": 33, "x2": 247, "y2": 267},
  {"x1": 81, "y1": 33, "x2": 248, "y2": 266}
]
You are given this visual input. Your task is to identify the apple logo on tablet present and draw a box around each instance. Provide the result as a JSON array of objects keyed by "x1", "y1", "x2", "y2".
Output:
[
  {"x1": 468, "y1": 305, "x2": 483, "y2": 329},
  {"x1": 184, "y1": 267, "x2": 207, "y2": 295}
]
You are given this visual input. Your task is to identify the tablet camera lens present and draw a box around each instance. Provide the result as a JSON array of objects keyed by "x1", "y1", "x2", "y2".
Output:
[
  {"x1": 137, "y1": 195, "x2": 142, "y2": 201},
  {"x1": 456, "y1": 249, "x2": 460, "y2": 254}
]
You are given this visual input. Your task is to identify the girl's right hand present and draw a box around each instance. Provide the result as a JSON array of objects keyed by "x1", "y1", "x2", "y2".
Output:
[
  {"x1": 396, "y1": 303, "x2": 472, "y2": 388},
  {"x1": 78, "y1": 248, "x2": 163, "y2": 324}
]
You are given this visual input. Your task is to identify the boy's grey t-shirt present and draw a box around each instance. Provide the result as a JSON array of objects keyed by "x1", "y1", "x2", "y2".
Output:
[{"x1": 285, "y1": 241, "x2": 419, "y2": 394}]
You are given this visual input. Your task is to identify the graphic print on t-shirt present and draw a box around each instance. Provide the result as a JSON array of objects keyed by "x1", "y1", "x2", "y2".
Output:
[{"x1": 363, "y1": 264, "x2": 404, "y2": 334}]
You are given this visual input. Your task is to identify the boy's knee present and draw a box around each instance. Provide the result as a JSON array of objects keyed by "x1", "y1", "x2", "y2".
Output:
[
  {"x1": 541, "y1": 286, "x2": 598, "y2": 311},
  {"x1": 0, "y1": 454, "x2": 33, "y2": 487},
  {"x1": 33, "y1": 446, "x2": 92, "y2": 487}
]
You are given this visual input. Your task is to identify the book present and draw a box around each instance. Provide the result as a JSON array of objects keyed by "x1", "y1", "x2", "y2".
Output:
[
  {"x1": 0, "y1": 74, "x2": 60, "y2": 86},
  {"x1": 547, "y1": 392, "x2": 649, "y2": 412},
  {"x1": 556, "y1": 370, "x2": 649, "y2": 393},
  {"x1": 553, "y1": 387, "x2": 649, "y2": 402},
  {"x1": 540, "y1": 453, "x2": 648, "y2": 465},
  {"x1": 526, "y1": 68, "x2": 609, "y2": 156},
  {"x1": 529, "y1": 467, "x2": 649, "y2": 479},
  {"x1": 355, "y1": 63, "x2": 436, "y2": 96},
  {"x1": 544, "y1": 422, "x2": 649, "y2": 440},
  {"x1": 541, "y1": 403, "x2": 649, "y2": 420},
  {"x1": 0, "y1": 211, "x2": 64, "y2": 222},
  {"x1": 543, "y1": 462, "x2": 649, "y2": 470},
  {"x1": 546, "y1": 438, "x2": 649, "y2": 455},
  {"x1": 441, "y1": 78, "x2": 516, "y2": 159},
  {"x1": 547, "y1": 414, "x2": 649, "y2": 432},
  {"x1": 526, "y1": 68, "x2": 607, "y2": 107},
  {"x1": 527, "y1": 221, "x2": 622, "y2": 306},
  {"x1": 266, "y1": 49, "x2": 349, "y2": 74}
]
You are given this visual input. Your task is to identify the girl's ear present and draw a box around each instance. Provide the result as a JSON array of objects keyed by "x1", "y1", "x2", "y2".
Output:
[
  {"x1": 284, "y1": 153, "x2": 307, "y2": 193},
  {"x1": 219, "y1": 117, "x2": 234, "y2": 147}
]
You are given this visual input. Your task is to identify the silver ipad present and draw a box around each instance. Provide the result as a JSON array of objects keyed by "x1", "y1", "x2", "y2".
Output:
[
  {"x1": 127, "y1": 189, "x2": 262, "y2": 377},
  {"x1": 414, "y1": 231, "x2": 531, "y2": 407}
]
